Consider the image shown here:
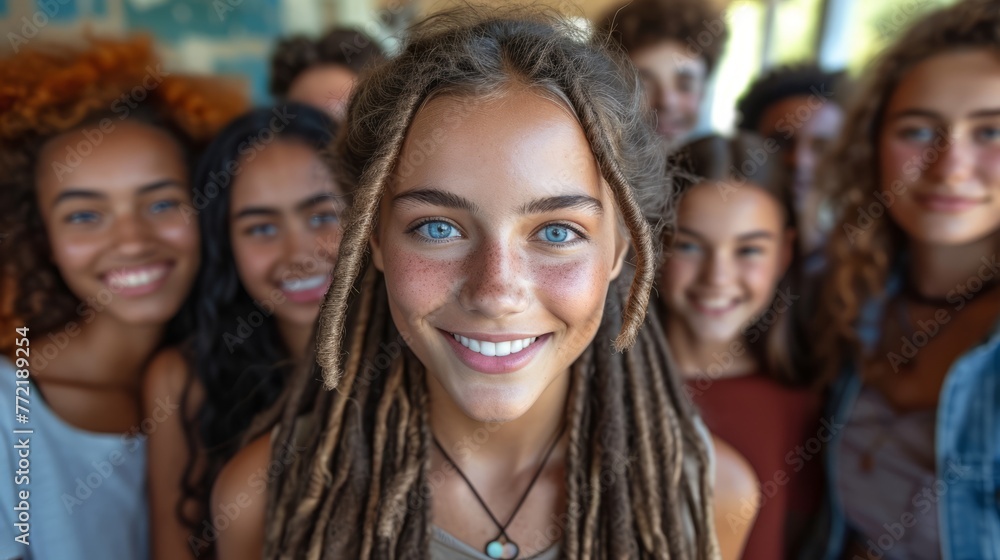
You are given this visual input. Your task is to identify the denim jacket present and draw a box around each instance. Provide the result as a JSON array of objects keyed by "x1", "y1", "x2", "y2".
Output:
[{"x1": 803, "y1": 279, "x2": 1000, "y2": 560}]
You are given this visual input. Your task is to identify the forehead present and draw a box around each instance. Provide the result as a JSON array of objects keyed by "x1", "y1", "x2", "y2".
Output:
[
  {"x1": 677, "y1": 182, "x2": 784, "y2": 234},
  {"x1": 391, "y1": 89, "x2": 607, "y2": 204},
  {"x1": 888, "y1": 49, "x2": 1000, "y2": 116},
  {"x1": 36, "y1": 120, "x2": 186, "y2": 199},
  {"x1": 630, "y1": 40, "x2": 706, "y2": 76},
  {"x1": 231, "y1": 140, "x2": 335, "y2": 207},
  {"x1": 758, "y1": 95, "x2": 844, "y2": 137}
]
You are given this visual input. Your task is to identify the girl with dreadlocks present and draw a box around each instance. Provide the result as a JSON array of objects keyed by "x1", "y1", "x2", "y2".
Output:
[
  {"x1": 212, "y1": 8, "x2": 754, "y2": 560},
  {"x1": 142, "y1": 103, "x2": 344, "y2": 559},
  {"x1": 805, "y1": 0, "x2": 1000, "y2": 558},
  {"x1": 0, "y1": 36, "x2": 244, "y2": 559}
]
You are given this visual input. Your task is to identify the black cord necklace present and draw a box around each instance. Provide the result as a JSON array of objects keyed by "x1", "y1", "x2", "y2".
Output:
[{"x1": 432, "y1": 422, "x2": 567, "y2": 560}]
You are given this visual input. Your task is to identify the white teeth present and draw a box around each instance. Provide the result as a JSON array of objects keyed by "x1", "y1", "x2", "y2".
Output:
[
  {"x1": 108, "y1": 265, "x2": 167, "y2": 289},
  {"x1": 282, "y1": 275, "x2": 328, "y2": 292},
  {"x1": 452, "y1": 334, "x2": 541, "y2": 357}
]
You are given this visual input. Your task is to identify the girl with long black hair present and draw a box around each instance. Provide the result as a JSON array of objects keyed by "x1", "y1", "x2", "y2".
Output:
[{"x1": 142, "y1": 102, "x2": 344, "y2": 559}]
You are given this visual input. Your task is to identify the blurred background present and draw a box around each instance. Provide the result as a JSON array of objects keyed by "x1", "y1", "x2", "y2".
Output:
[{"x1": 0, "y1": 0, "x2": 958, "y2": 135}]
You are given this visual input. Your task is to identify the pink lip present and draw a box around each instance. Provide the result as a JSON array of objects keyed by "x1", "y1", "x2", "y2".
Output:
[
  {"x1": 282, "y1": 277, "x2": 332, "y2": 304},
  {"x1": 441, "y1": 330, "x2": 550, "y2": 375},
  {"x1": 688, "y1": 298, "x2": 741, "y2": 318},
  {"x1": 102, "y1": 262, "x2": 173, "y2": 298},
  {"x1": 914, "y1": 193, "x2": 983, "y2": 213}
]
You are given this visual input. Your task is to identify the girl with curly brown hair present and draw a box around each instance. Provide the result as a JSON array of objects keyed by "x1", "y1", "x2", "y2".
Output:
[
  {"x1": 806, "y1": 1, "x2": 1000, "y2": 558},
  {"x1": 208, "y1": 8, "x2": 754, "y2": 560},
  {"x1": 0, "y1": 36, "x2": 244, "y2": 559}
]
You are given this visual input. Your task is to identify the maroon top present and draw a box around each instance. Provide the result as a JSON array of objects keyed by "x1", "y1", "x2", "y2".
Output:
[{"x1": 687, "y1": 373, "x2": 823, "y2": 560}]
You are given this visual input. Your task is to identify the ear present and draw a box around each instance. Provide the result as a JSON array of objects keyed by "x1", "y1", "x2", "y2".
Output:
[
  {"x1": 369, "y1": 226, "x2": 385, "y2": 272},
  {"x1": 609, "y1": 223, "x2": 630, "y2": 280},
  {"x1": 779, "y1": 227, "x2": 797, "y2": 277}
]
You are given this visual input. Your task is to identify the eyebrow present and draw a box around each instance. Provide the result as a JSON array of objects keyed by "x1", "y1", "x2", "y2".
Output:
[
  {"x1": 392, "y1": 188, "x2": 480, "y2": 214},
  {"x1": 888, "y1": 108, "x2": 1000, "y2": 121},
  {"x1": 519, "y1": 194, "x2": 604, "y2": 216},
  {"x1": 677, "y1": 227, "x2": 775, "y2": 242},
  {"x1": 52, "y1": 179, "x2": 182, "y2": 208},
  {"x1": 393, "y1": 188, "x2": 603, "y2": 218},
  {"x1": 233, "y1": 191, "x2": 339, "y2": 220}
]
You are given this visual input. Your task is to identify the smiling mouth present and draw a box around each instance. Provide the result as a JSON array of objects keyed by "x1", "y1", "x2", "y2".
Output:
[
  {"x1": 103, "y1": 262, "x2": 173, "y2": 294},
  {"x1": 688, "y1": 296, "x2": 741, "y2": 316},
  {"x1": 914, "y1": 193, "x2": 984, "y2": 213},
  {"x1": 281, "y1": 274, "x2": 329, "y2": 292},
  {"x1": 451, "y1": 333, "x2": 539, "y2": 357}
]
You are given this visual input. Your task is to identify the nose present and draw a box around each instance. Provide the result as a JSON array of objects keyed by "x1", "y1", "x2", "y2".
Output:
[
  {"x1": 284, "y1": 223, "x2": 320, "y2": 274},
  {"x1": 699, "y1": 250, "x2": 734, "y2": 287},
  {"x1": 660, "y1": 85, "x2": 681, "y2": 115},
  {"x1": 458, "y1": 238, "x2": 530, "y2": 319},
  {"x1": 790, "y1": 140, "x2": 817, "y2": 181},
  {"x1": 928, "y1": 133, "x2": 974, "y2": 188},
  {"x1": 114, "y1": 212, "x2": 155, "y2": 257}
]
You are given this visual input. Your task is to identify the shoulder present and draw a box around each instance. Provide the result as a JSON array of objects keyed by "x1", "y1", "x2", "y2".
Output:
[
  {"x1": 710, "y1": 435, "x2": 759, "y2": 560},
  {"x1": 211, "y1": 433, "x2": 272, "y2": 558},
  {"x1": 142, "y1": 347, "x2": 201, "y2": 416}
]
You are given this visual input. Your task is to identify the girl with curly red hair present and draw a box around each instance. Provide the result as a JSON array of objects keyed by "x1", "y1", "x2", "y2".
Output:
[{"x1": 0, "y1": 36, "x2": 245, "y2": 559}]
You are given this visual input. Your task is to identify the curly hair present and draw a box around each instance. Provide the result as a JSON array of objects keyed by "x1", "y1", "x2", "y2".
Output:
[
  {"x1": 817, "y1": 0, "x2": 1000, "y2": 382},
  {"x1": 257, "y1": 7, "x2": 717, "y2": 559},
  {"x1": 0, "y1": 35, "x2": 247, "y2": 338},
  {"x1": 269, "y1": 27, "x2": 386, "y2": 97},
  {"x1": 598, "y1": 0, "x2": 728, "y2": 75},
  {"x1": 736, "y1": 64, "x2": 850, "y2": 133}
]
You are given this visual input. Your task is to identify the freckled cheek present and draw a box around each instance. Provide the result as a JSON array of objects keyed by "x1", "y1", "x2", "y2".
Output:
[
  {"x1": 532, "y1": 257, "x2": 610, "y2": 331},
  {"x1": 382, "y1": 247, "x2": 460, "y2": 327}
]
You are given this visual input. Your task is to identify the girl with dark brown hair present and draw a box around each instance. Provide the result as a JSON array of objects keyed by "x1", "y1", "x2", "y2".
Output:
[
  {"x1": 211, "y1": 8, "x2": 753, "y2": 560},
  {"x1": 660, "y1": 134, "x2": 823, "y2": 559},
  {"x1": 807, "y1": 0, "x2": 1000, "y2": 557}
]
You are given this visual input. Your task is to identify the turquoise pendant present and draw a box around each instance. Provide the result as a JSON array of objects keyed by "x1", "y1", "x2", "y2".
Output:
[{"x1": 485, "y1": 535, "x2": 519, "y2": 559}]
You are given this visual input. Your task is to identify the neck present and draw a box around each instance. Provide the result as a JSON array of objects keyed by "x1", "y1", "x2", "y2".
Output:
[
  {"x1": 31, "y1": 309, "x2": 164, "y2": 388},
  {"x1": 908, "y1": 234, "x2": 1000, "y2": 298},
  {"x1": 427, "y1": 368, "x2": 569, "y2": 473},
  {"x1": 665, "y1": 315, "x2": 757, "y2": 379},
  {"x1": 278, "y1": 319, "x2": 313, "y2": 362}
]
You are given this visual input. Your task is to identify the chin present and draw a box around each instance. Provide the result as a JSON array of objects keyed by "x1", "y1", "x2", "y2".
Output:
[{"x1": 452, "y1": 383, "x2": 538, "y2": 424}]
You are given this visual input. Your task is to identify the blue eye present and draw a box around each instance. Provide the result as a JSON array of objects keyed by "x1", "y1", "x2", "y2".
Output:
[
  {"x1": 899, "y1": 127, "x2": 935, "y2": 143},
  {"x1": 247, "y1": 223, "x2": 278, "y2": 237},
  {"x1": 737, "y1": 245, "x2": 765, "y2": 257},
  {"x1": 539, "y1": 224, "x2": 576, "y2": 244},
  {"x1": 150, "y1": 200, "x2": 179, "y2": 214},
  {"x1": 974, "y1": 126, "x2": 1000, "y2": 143},
  {"x1": 414, "y1": 220, "x2": 460, "y2": 240},
  {"x1": 310, "y1": 212, "x2": 339, "y2": 227},
  {"x1": 66, "y1": 211, "x2": 99, "y2": 224},
  {"x1": 674, "y1": 241, "x2": 700, "y2": 254}
]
